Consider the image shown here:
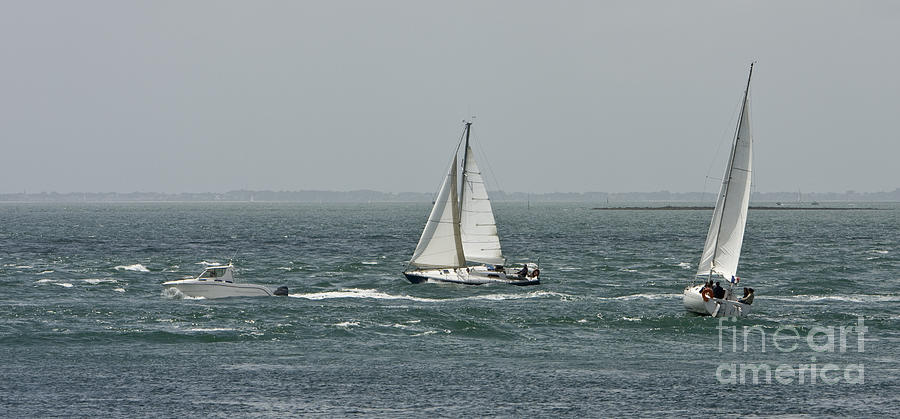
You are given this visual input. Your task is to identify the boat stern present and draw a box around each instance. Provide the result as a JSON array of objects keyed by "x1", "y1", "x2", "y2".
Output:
[
  {"x1": 683, "y1": 284, "x2": 710, "y2": 315},
  {"x1": 683, "y1": 284, "x2": 751, "y2": 317}
]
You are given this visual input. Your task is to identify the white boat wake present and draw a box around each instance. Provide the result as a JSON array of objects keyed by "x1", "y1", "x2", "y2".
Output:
[{"x1": 289, "y1": 288, "x2": 573, "y2": 303}]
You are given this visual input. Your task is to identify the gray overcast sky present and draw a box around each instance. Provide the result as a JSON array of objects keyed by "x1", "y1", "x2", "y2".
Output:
[{"x1": 1, "y1": 1, "x2": 898, "y2": 194}]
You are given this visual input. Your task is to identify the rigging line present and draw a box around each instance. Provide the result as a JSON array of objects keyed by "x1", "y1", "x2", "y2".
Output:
[
  {"x1": 702, "y1": 88, "x2": 746, "y2": 202},
  {"x1": 474, "y1": 136, "x2": 504, "y2": 201},
  {"x1": 747, "y1": 89, "x2": 758, "y2": 196},
  {"x1": 427, "y1": 124, "x2": 467, "y2": 206},
  {"x1": 473, "y1": 135, "x2": 505, "y2": 228},
  {"x1": 229, "y1": 227, "x2": 257, "y2": 269}
]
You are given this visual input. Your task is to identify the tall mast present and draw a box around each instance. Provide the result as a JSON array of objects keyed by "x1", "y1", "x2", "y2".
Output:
[
  {"x1": 459, "y1": 121, "x2": 472, "y2": 213},
  {"x1": 709, "y1": 62, "x2": 753, "y2": 279}
]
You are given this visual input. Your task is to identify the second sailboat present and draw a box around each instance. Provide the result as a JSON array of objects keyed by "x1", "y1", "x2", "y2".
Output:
[{"x1": 403, "y1": 121, "x2": 541, "y2": 286}]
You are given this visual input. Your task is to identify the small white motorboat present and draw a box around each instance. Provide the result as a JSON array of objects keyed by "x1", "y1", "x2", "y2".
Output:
[{"x1": 163, "y1": 264, "x2": 288, "y2": 299}]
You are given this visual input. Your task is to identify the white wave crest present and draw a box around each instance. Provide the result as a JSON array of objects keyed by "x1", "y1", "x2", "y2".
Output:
[
  {"x1": 114, "y1": 288, "x2": 126, "y2": 293},
  {"x1": 38, "y1": 270, "x2": 55, "y2": 274},
  {"x1": 610, "y1": 293, "x2": 681, "y2": 301},
  {"x1": 196, "y1": 261, "x2": 221, "y2": 267},
  {"x1": 189, "y1": 327, "x2": 235, "y2": 332},
  {"x1": 767, "y1": 294, "x2": 900, "y2": 303},
  {"x1": 115, "y1": 264, "x2": 149, "y2": 272},
  {"x1": 35, "y1": 279, "x2": 75, "y2": 288},
  {"x1": 334, "y1": 321, "x2": 360, "y2": 327},
  {"x1": 162, "y1": 287, "x2": 204, "y2": 300},
  {"x1": 361, "y1": 261, "x2": 379, "y2": 265},
  {"x1": 82, "y1": 278, "x2": 118, "y2": 284},
  {"x1": 678, "y1": 262, "x2": 692, "y2": 269}
]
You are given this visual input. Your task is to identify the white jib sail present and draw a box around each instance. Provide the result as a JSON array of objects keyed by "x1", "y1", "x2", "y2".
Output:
[
  {"x1": 697, "y1": 90, "x2": 753, "y2": 280},
  {"x1": 410, "y1": 155, "x2": 466, "y2": 269},
  {"x1": 460, "y1": 146, "x2": 505, "y2": 265}
]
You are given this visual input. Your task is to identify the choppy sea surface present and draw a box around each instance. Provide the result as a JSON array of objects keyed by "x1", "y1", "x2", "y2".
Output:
[{"x1": 1, "y1": 202, "x2": 898, "y2": 417}]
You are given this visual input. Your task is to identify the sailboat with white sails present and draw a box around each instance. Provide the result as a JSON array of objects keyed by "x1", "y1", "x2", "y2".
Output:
[
  {"x1": 403, "y1": 121, "x2": 540, "y2": 286},
  {"x1": 683, "y1": 63, "x2": 757, "y2": 317}
]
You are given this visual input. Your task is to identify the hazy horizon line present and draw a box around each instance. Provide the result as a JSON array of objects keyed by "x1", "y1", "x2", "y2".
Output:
[
  {"x1": 2, "y1": 187, "x2": 898, "y2": 195},
  {"x1": 2, "y1": 188, "x2": 898, "y2": 203}
]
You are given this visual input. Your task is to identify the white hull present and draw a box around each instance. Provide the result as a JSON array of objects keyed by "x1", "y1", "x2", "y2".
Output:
[
  {"x1": 404, "y1": 266, "x2": 540, "y2": 286},
  {"x1": 683, "y1": 284, "x2": 751, "y2": 317},
  {"x1": 163, "y1": 279, "x2": 275, "y2": 299}
]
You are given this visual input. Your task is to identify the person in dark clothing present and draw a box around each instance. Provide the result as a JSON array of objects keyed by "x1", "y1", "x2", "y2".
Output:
[
  {"x1": 713, "y1": 281, "x2": 726, "y2": 299},
  {"x1": 739, "y1": 287, "x2": 755, "y2": 305},
  {"x1": 517, "y1": 265, "x2": 528, "y2": 277}
]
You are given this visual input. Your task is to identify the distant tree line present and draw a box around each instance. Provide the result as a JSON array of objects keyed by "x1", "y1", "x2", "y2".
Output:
[{"x1": 2, "y1": 188, "x2": 899, "y2": 203}]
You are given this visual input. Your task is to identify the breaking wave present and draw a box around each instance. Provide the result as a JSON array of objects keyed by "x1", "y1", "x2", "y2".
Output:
[
  {"x1": 196, "y1": 261, "x2": 221, "y2": 267},
  {"x1": 161, "y1": 287, "x2": 204, "y2": 300},
  {"x1": 766, "y1": 294, "x2": 900, "y2": 303},
  {"x1": 82, "y1": 278, "x2": 118, "y2": 284},
  {"x1": 608, "y1": 293, "x2": 681, "y2": 301},
  {"x1": 115, "y1": 264, "x2": 149, "y2": 272},
  {"x1": 35, "y1": 279, "x2": 74, "y2": 288}
]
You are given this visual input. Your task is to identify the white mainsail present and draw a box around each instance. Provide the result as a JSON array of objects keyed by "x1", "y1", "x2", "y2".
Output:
[
  {"x1": 409, "y1": 155, "x2": 466, "y2": 269},
  {"x1": 460, "y1": 145, "x2": 505, "y2": 265},
  {"x1": 697, "y1": 69, "x2": 754, "y2": 281}
]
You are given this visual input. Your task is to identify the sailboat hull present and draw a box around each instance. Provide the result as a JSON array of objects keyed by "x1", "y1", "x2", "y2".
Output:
[
  {"x1": 403, "y1": 267, "x2": 540, "y2": 286},
  {"x1": 683, "y1": 284, "x2": 751, "y2": 317},
  {"x1": 403, "y1": 273, "x2": 429, "y2": 284}
]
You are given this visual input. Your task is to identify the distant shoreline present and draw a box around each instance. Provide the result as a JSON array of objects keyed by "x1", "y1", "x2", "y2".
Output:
[
  {"x1": 2, "y1": 188, "x2": 898, "y2": 203},
  {"x1": 592, "y1": 206, "x2": 882, "y2": 211}
]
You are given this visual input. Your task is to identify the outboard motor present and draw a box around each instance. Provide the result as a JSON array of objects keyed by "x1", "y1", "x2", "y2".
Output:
[{"x1": 274, "y1": 286, "x2": 289, "y2": 296}]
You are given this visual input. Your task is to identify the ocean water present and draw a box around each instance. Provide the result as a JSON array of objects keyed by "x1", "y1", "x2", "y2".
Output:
[{"x1": 1, "y1": 202, "x2": 898, "y2": 417}]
